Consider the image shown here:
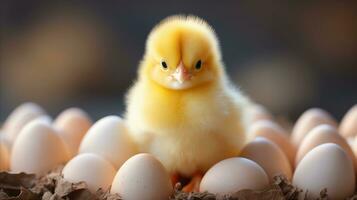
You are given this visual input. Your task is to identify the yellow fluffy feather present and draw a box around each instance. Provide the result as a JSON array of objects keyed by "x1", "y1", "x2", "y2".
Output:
[{"x1": 125, "y1": 15, "x2": 252, "y2": 176}]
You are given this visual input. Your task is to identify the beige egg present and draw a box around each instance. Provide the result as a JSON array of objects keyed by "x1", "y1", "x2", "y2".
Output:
[
  {"x1": 54, "y1": 108, "x2": 92, "y2": 157},
  {"x1": 340, "y1": 105, "x2": 357, "y2": 138},
  {"x1": 247, "y1": 105, "x2": 274, "y2": 124},
  {"x1": 293, "y1": 143, "x2": 355, "y2": 200},
  {"x1": 79, "y1": 116, "x2": 137, "y2": 169},
  {"x1": 10, "y1": 120, "x2": 69, "y2": 174},
  {"x1": 111, "y1": 153, "x2": 172, "y2": 200},
  {"x1": 200, "y1": 157, "x2": 269, "y2": 194},
  {"x1": 291, "y1": 108, "x2": 337, "y2": 147},
  {"x1": 3, "y1": 102, "x2": 46, "y2": 147},
  {"x1": 0, "y1": 141, "x2": 10, "y2": 171},
  {"x1": 248, "y1": 120, "x2": 296, "y2": 166},
  {"x1": 241, "y1": 137, "x2": 292, "y2": 181},
  {"x1": 295, "y1": 125, "x2": 355, "y2": 168},
  {"x1": 62, "y1": 153, "x2": 116, "y2": 193}
]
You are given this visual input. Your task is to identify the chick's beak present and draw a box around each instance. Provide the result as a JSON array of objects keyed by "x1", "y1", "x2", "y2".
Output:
[{"x1": 172, "y1": 61, "x2": 191, "y2": 84}]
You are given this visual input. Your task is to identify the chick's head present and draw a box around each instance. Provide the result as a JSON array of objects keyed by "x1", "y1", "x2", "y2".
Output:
[{"x1": 141, "y1": 15, "x2": 223, "y2": 90}]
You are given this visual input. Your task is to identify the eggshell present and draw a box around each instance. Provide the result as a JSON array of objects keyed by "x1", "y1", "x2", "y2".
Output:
[
  {"x1": 10, "y1": 120, "x2": 69, "y2": 174},
  {"x1": 293, "y1": 143, "x2": 355, "y2": 200},
  {"x1": 79, "y1": 116, "x2": 137, "y2": 169},
  {"x1": 291, "y1": 108, "x2": 337, "y2": 147},
  {"x1": 340, "y1": 105, "x2": 357, "y2": 138},
  {"x1": 295, "y1": 125, "x2": 356, "y2": 168},
  {"x1": 241, "y1": 137, "x2": 292, "y2": 181},
  {"x1": 0, "y1": 141, "x2": 10, "y2": 171},
  {"x1": 111, "y1": 153, "x2": 172, "y2": 200},
  {"x1": 54, "y1": 108, "x2": 92, "y2": 157},
  {"x1": 200, "y1": 157, "x2": 269, "y2": 194},
  {"x1": 248, "y1": 120, "x2": 296, "y2": 166},
  {"x1": 62, "y1": 153, "x2": 116, "y2": 193},
  {"x1": 3, "y1": 102, "x2": 46, "y2": 147}
]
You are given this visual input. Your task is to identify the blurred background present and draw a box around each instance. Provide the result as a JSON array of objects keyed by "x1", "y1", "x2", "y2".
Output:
[{"x1": 1, "y1": 0, "x2": 356, "y2": 122}]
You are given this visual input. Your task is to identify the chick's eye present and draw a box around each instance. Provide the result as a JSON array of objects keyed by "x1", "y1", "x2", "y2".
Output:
[
  {"x1": 161, "y1": 61, "x2": 168, "y2": 70},
  {"x1": 195, "y1": 60, "x2": 202, "y2": 70}
]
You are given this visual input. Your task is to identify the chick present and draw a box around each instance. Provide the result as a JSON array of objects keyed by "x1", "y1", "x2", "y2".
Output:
[{"x1": 125, "y1": 15, "x2": 253, "y2": 178}]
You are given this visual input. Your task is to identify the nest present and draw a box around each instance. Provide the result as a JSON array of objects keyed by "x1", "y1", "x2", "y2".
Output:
[{"x1": 2, "y1": 166, "x2": 353, "y2": 200}]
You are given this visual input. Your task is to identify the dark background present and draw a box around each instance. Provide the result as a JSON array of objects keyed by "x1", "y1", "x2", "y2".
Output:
[{"x1": 1, "y1": 0, "x2": 356, "y2": 122}]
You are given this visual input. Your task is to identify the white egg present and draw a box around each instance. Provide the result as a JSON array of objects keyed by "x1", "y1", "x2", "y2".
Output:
[
  {"x1": 79, "y1": 116, "x2": 137, "y2": 169},
  {"x1": 111, "y1": 153, "x2": 172, "y2": 200},
  {"x1": 62, "y1": 153, "x2": 116, "y2": 193},
  {"x1": 293, "y1": 143, "x2": 355, "y2": 200},
  {"x1": 200, "y1": 157, "x2": 269, "y2": 194},
  {"x1": 10, "y1": 120, "x2": 70, "y2": 174},
  {"x1": 3, "y1": 102, "x2": 46, "y2": 147}
]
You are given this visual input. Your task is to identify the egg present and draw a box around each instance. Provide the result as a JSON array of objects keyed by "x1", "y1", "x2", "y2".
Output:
[
  {"x1": 200, "y1": 157, "x2": 269, "y2": 194},
  {"x1": 240, "y1": 137, "x2": 292, "y2": 181},
  {"x1": 2, "y1": 102, "x2": 46, "y2": 147},
  {"x1": 0, "y1": 141, "x2": 10, "y2": 171},
  {"x1": 247, "y1": 105, "x2": 274, "y2": 124},
  {"x1": 10, "y1": 120, "x2": 69, "y2": 174},
  {"x1": 291, "y1": 108, "x2": 337, "y2": 147},
  {"x1": 248, "y1": 120, "x2": 296, "y2": 165},
  {"x1": 62, "y1": 153, "x2": 116, "y2": 193},
  {"x1": 293, "y1": 143, "x2": 355, "y2": 200},
  {"x1": 295, "y1": 124, "x2": 355, "y2": 168},
  {"x1": 79, "y1": 116, "x2": 137, "y2": 169},
  {"x1": 54, "y1": 108, "x2": 92, "y2": 157},
  {"x1": 340, "y1": 105, "x2": 357, "y2": 138},
  {"x1": 111, "y1": 153, "x2": 172, "y2": 200}
]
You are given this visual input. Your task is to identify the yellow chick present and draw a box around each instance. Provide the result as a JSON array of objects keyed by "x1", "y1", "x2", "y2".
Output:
[{"x1": 125, "y1": 15, "x2": 252, "y2": 177}]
